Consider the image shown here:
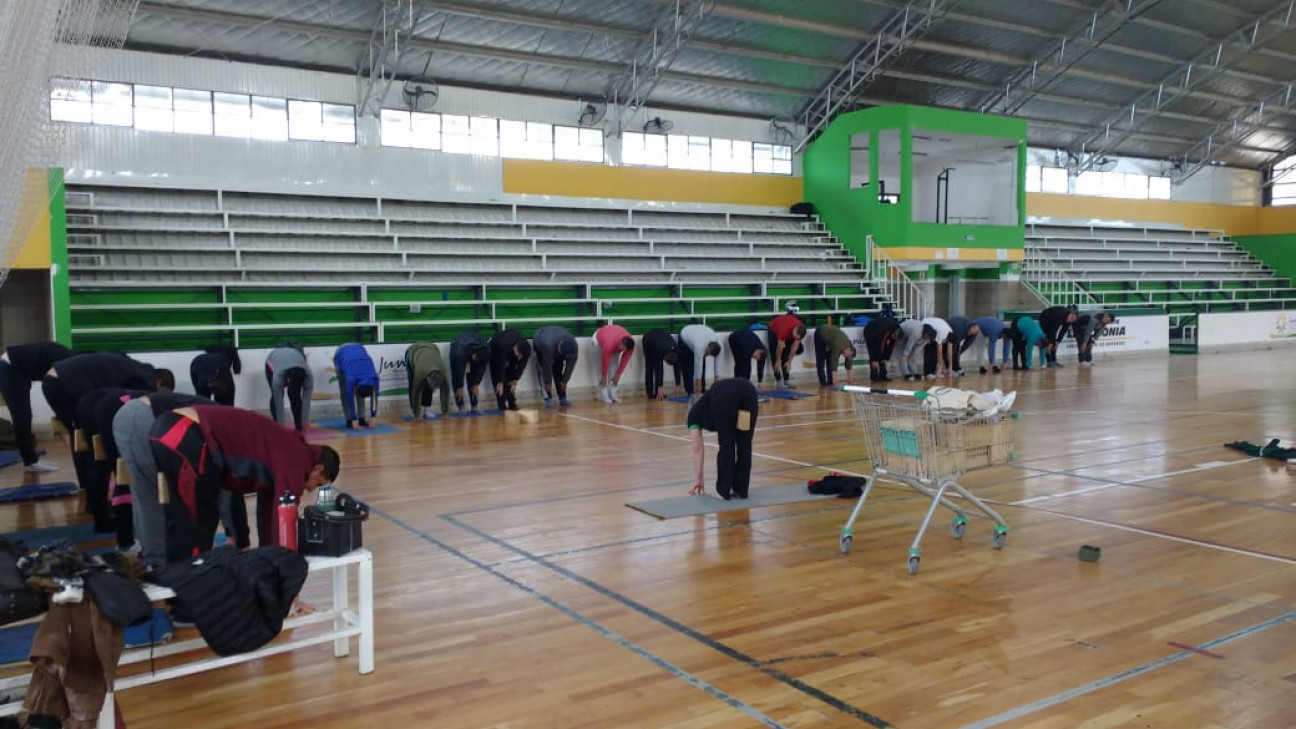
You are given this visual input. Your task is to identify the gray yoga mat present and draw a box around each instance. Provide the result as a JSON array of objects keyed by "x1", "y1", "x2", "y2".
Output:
[{"x1": 626, "y1": 483, "x2": 833, "y2": 519}]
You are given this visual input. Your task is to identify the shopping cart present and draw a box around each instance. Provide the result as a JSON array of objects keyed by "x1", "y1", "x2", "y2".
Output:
[{"x1": 839, "y1": 386, "x2": 1016, "y2": 575}]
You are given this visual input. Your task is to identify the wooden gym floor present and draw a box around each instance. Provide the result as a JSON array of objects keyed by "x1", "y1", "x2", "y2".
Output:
[{"x1": 2, "y1": 349, "x2": 1295, "y2": 728}]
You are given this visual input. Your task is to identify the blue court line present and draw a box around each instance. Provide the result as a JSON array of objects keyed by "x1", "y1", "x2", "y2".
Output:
[
  {"x1": 441, "y1": 513, "x2": 894, "y2": 728},
  {"x1": 959, "y1": 611, "x2": 1296, "y2": 729},
  {"x1": 370, "y1": 506, "x2": 790, "y2": 729}
]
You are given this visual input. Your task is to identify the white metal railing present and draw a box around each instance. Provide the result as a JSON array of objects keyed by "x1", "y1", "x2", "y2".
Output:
[
  {"x1": 864, "y1": 235, "x2": 929, "y2": 319},
  {"x1": 1023, "y1": 246, "x2": 1099, "y2": 308}
]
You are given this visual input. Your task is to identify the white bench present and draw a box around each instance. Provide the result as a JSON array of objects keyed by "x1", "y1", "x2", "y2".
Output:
[{"x1": 0, "y1": 548, "x2": 374, "y2": 728}]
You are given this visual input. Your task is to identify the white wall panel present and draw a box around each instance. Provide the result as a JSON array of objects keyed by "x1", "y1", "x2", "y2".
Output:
[{"x1": 61, "y1": 125, "x2": 504, "y2": 200}]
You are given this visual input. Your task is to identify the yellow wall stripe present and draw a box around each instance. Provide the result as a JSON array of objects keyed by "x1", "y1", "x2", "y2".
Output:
[{"x1": 502, "y1": 159, "x2": 803, "y2": 207}]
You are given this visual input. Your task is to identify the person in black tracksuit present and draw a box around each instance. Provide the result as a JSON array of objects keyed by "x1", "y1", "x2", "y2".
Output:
[
  {"x1": 489, "y1": 330, "x2": 532, "y2": 411},
  {"x1": 1038, "y1": 305, "x2": 1077, "y2": 368},
  {"x1": 189, "y1": 345, "x2": 241, "y2": 406},
  {"x1": 75, "y1": 387, "x2": 144, "y2": 532},
  {"x1": 862, "y1": 318, "x2": 902, "y2": 382},
  {"x1": 449, "y1": 332, "x2": 491, "y2": 412},
  {"x1": 0, "y1": 341, "x2": 77, "y2": 471},
  {"x1": 42, "y1": 352, "x2": 163, "y2": 437},
  {"x1": 686, "y1": 378, "x2": 760, "y2": 500},
  {"x1": 727, "y1": 329, "x2": 768, "y2": 384},
  {"x1": 641, "y1": 329, "x2": 679, "y2": 400},
  {"x1": 89, "y1": 389, "x2": 147, "y2": 549}
]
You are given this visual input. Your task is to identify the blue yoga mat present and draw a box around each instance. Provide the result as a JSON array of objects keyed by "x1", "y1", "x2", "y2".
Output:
[
  {"x1": 667, "y1": 395, "x2": 692, "y2": 404},
  {"x1": 400, "y1": 413, "x2": 444, "y2": 422},
  {"x1": 0, "y1": 451, "x2": 22, "y2": 469},
  {"x1": 447, "y1": 409, "x2": 504, "y2": 419},
  {"x1": 3, "y1": 522, "x2": 96, "y2": 547},
  {"x1": 761, "y1": 389, "x2": 817, "y2": 400},
  {"x1": 313, "y1": 419, "x2": 401, "y2": 436},
  {"x1": 0, "y1": 607, "x2": 173, "y2": 665},
  {"x1": 0, "y1": 482, "x2": 78, "y2": 504}
]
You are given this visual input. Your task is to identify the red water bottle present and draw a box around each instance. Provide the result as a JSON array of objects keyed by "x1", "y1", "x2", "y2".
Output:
[{"x1": 277, "y1": 491, "x2": 299, "y2": 551}]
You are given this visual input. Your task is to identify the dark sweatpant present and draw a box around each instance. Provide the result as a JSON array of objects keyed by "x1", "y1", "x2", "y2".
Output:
[
  {"x1": 675, "y1": 340, "x2": 708, "y2": 396},
  {"x1": 0, "y1": 361, "x2": 39, "y2": 465},
  {"x1": 703, "y1": 381, "x2": 760, "y2": 499},
  {"x1": 149, "y1": 413, "x2": 250, "y2": 562},
  {"x1": 266, "y1": 363, "x2": 306, "y2": 431}
]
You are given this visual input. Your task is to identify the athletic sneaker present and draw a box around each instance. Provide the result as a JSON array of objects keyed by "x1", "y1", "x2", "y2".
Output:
[
  {"x1": 599, "y1": 386, "x2": 612, "y2": 404},
  {"x1": 542, "y1": 395, "x2": 553, "y2": 407},
  {"x1": 784, "y1": 375, "x2": 795, "y2": 387},
  {"x1": 609, "y1": 384, "x2": 621, "y2": 403},
  {"x1": 558, "y1": 397, "x2": 572, "y2": 407},
  {"x1": 24, "y1": 460, "x2": 59, "y2": 473}
]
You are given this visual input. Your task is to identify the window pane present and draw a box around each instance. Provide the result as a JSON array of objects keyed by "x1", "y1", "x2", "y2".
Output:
[
  {"x1": 1075, "y1": 171, "x2": 1102, "y2": 196},
  {"x1": 51, "y1": 79, "x2": 93, "y2": 123},
  {"x1": 772, "y1": 145, "x2": 793, "y2": 175},
  {"x1": 668, "y1": 135, "x2": 689, "y2": 169},
  {"x1": 251, "y1": 96, "x2": 287, "y2": 141},
  {"x1": 1149, "y1": 176, "x2": 1171, "y2": 200},
  {"x1": 322, "y1": 103, "x2": 355, "y2": 143},
  {"x1": 554, "y1": 126, "x2": 580, "y2": 161},
  {"x1": 214, "y1": 93, "x2": 252, "y2": 138},
  {"x1": 753, "y1": 143, "x2": 774, "y2": 174},
  {"x1": 643, "y1": 133, "x2": 667, "y2": 167},
  {"x1": 174, "y1": 110, "x2": 213, "y2": 135},
  {"x1": 134, "y1": 85, "x2": 172, "y2": 109},
  {"x1": 134, "y1": 107, "x2": 173, "y2": 132},
  {"x1": 470, "y1": 116, "x2": 498, "y2": 156},
  {"x1": 621, "y1": 131, "x2": 644, "y2": 165},
  {"x1": 1041, "y1": 166, "x2": 1068, "y2": 193},
  {"x1": 499, "y1": 119, "x2": 526, "y2": 158},
  {"x1": 91, "y1": 82, "x2": 132, "y2": 126},
  {"x1": 687, "y1": 136, "x2": 710, "y2": 171},
  {"x1": 410, "y1": 112, "x2": 440, "y2": 150},
  {"x1": 173, "y1": 88, "x2": 211, "y2": 113},
  {"x1": 288, "y1": 100, "x2": 324, "y2": 141},
  {"x1": 381, "y1": 108, "x2": 411, "y2": 147},
  {"x1": 1025, "y1": 164, "x2": 1041, "y2": 193}
]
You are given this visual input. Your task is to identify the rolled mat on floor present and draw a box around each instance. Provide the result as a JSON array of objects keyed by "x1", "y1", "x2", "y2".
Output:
[
  {"x1": 0, "y1": 482, "x2": 79, "y2": 504},
  {"x1": 0, "y1": 607, "x2": 173, "y2": 665},
  {"x1": 312, "y1": 419, "x2": 401, "y2": 436}
]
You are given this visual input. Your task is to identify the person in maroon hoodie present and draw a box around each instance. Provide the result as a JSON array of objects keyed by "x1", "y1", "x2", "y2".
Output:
[{"x1": 148, "y1": 404, "x2": 340, "y2": 563}]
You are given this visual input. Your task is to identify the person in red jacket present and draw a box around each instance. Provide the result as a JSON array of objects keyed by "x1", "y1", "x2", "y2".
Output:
[
  {"x1": 149, "y1": 405, "x2": 340, "y2": 562},
  {"x1": 768, "y1": 307, "x2": 806, "y2": 388}
]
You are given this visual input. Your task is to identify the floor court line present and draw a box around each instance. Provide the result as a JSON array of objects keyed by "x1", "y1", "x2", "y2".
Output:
[
  {"x1": 442, "y1": 513, "x2": 895, "y2": 729},
  {"x1": 958, "y1": 611, "x2": 1296, "y2": 729},
  {"x1": 1001, "y1": 502, "x2": 1296, "y2": 566},
  {"x1": 371, "y1": 506, "x2": 793, "y2": 729},
  {"x1": 1012, "y1": 457, "x2": 1261, "y2": 505}
]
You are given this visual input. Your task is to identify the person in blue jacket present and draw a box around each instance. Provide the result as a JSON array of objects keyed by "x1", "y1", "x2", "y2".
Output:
[
  {"x1": 333, "y1": 343, "x2": 380, "y2": 428},
  {"x1": 1010, "y1": 316, "x2": 1047, "y2": 370}
]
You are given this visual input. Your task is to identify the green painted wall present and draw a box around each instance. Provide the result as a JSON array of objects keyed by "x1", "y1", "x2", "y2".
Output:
[
  {"x1": 48, "y1": 169, "x2": 70, "y2": 345},
  {"x1": 803, "y1": 105, "x2": 1027, "y2": 259},
  {"x1": 1235, "y1": 234, "x2": 1296, "y2": 284}
]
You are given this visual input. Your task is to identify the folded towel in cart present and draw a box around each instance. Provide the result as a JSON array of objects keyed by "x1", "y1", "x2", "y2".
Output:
[{"x1": 922, "y1": 387, "x2": 1016, "y2": 422}]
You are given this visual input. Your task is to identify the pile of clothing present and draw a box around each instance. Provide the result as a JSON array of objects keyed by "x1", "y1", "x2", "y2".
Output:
[
  {"x1": 921, "y1": 387, "x2": 1017, "y2": 423},
  {"x1": 1224, "y1": 438, "x2": 1296, "y2": 461}
]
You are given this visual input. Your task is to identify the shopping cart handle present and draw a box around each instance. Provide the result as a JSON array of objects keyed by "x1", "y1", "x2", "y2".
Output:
[{"x1": 839, "y1": 385, "x2": 929, "y2": 400}]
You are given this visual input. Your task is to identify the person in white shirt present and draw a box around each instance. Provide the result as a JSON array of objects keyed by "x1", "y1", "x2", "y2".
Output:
[
  {"x1": 895, "y1": 319, "x2": 935, "y2": 382},
  {"x1": 921, "y1": 316, "x2": 954, "y2": 379}
]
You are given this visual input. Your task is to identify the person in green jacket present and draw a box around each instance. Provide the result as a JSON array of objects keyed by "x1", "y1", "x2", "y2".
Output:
[
  {"x1": 405, "y1": 342, "x2": 451, "y2": 419},
  {"x1": 813, "y1": 323, "x2": 856, "y2": 386},
  {"x1": 1010, "y1": 316, "x2": 1048, "y2": 370}
]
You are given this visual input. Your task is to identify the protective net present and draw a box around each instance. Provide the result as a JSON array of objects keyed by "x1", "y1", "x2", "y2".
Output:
[{"x1": 0, "y1": 0, "x2": 139, "y2": 290}]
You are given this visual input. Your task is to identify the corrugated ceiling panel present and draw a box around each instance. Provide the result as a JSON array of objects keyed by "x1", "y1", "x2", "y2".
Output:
[
  {"x1": 159, "y1": 0, "x2": 376, "y2": 29},
  {"x1": 539, "y1": 0, "x2": 661, "y2": 30},
  {"x1": 437, "y1": 15, "x2": 549, "y2": 52},
  {"x1": 669, "y1": 48, "x2": 826, "y2": 91},
  {"x1": 693, "y1": 16, "x2": 860, "y2": 59},
  {"x1": 944, "y1": 0, "x2": 1087, "y2": 35},
  {"x1": 649, "y1": 78, "x2": 802, "y2": 119}
]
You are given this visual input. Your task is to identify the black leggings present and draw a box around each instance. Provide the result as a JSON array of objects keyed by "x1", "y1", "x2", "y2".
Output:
[{"x1": 0, "y1": 361, "x2": 38, "y2": 465}]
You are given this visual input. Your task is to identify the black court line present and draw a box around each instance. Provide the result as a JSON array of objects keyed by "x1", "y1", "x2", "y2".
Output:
[
  {"x1": 441, "y1": 513, "x2": 894, "y2": 729},
  {"x1": 370, "y1": 505, "x2": 791, "y2": 729}
]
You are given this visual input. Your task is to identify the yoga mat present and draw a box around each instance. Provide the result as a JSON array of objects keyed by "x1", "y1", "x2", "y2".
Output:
[
  {"x1": 0, "y1": 482, "x2": 78, "y2": 504},
  {"x1": 0, "y1": 607, "x2": 173, "y2": 665},
  {"x1": 0, "y1": 451, "x2": 22, "y2": 469},
  {"x1": 447, "y1": 409, "x2": 504, "y2": 419},
  {"x1": 760, "y1": 389, "x2": 818, "y2": 400},
  {"x1": 626, "y1": 484, "x2": 833, "y2": 519},
  {"x1": 401, "y1": 413, "x2": 444, "y2": 422},
  {"x1": 668, "y1": 394, "x2": 772, "y2": 404},
  {"x1": 2, "y1": 522, "x2": 96, "y2": 547},
  {"x1": 313, "y1": 419, "x2": 401, "y2": 436}
]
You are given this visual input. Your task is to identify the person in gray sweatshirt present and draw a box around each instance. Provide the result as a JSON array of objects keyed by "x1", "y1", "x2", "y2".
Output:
[
  {"x1": 676, "y1": 323, "x2": 722, "y2": 397},
  {"x1": 895, "y1": 319, "x2": 934, "y2": 382},
  {"x1": 532, "y1": 325, "x2": 579, "y2": 407},
  {"x1": 265, "y1": 342, "x2": 313, "y2": 431}
]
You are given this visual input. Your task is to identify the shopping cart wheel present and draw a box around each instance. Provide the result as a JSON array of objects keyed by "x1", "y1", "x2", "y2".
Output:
[
  {"x1": 950, "y1": 515, "x2": 967, "y2": 539},
  {"x1": 839, "y1": 534, "x2": 853, "y2": 554},
  {"x1": 991, "y1": 528, "x2": 1008, "y2": 550},
  {"x1": 907, "y1": 555, "x2": 920, "y2": 575}
]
